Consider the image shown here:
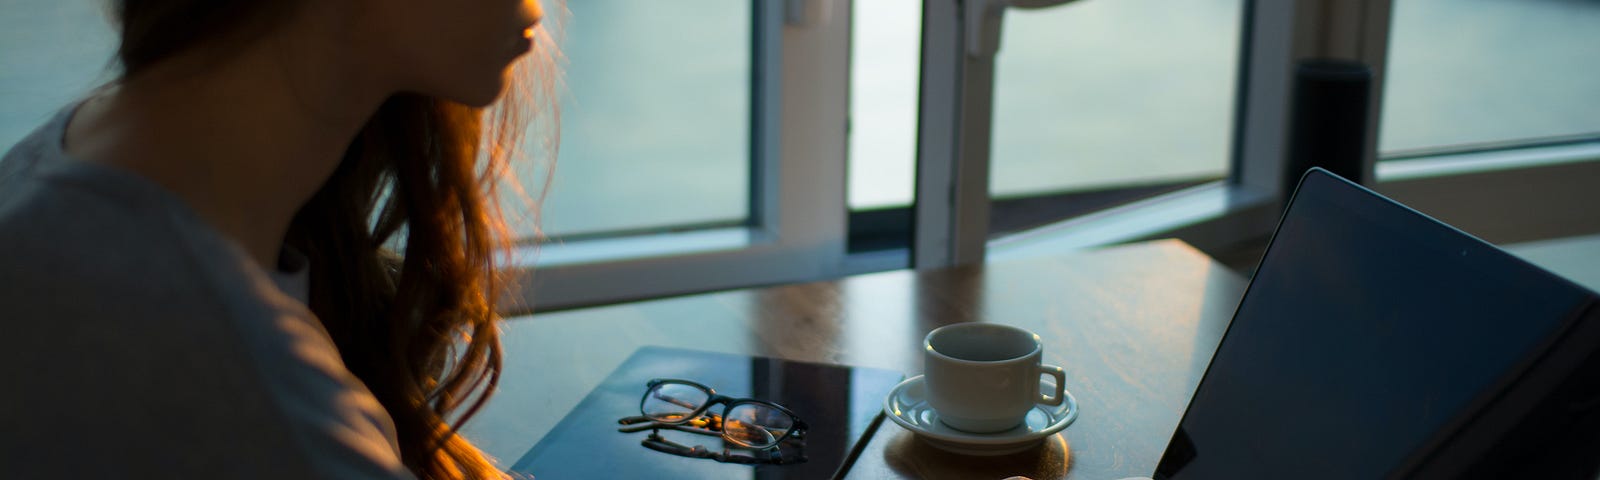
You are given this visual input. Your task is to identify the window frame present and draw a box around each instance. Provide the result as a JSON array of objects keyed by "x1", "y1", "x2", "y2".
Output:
[
  {"x1": 515, "y1": 0, "x2": 1600, "y2": 311},
  {"x1": 911, "y1": 0, "x2": 1285, "y2": 266},
  {"x1": 506, "y1": 0, "x2": 854, "y2": 311},
  {"x1": 966, "y1": 0, "x2": 1323, "y2": 258},
  {"x1": 989, "y1": 0, "x2": 1600, "y2": 264}
]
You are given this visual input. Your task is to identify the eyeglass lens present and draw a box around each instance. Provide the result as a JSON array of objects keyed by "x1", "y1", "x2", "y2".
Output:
[
  {"x1": 724, "y1": 403, "x2": 795, "y2": 448},
  {"x1": 642, "y1": 383, "x2": 709, "y2": 422}
]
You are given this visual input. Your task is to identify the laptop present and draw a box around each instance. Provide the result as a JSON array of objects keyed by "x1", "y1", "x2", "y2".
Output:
[{"x1": 1153, "y1": 168, "x2": 1600, "y2": 479}]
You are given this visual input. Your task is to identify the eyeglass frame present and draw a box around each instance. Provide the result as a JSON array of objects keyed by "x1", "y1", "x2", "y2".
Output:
[{"x1": 636, "y1": 378, "x2": 810, "y2": 449}]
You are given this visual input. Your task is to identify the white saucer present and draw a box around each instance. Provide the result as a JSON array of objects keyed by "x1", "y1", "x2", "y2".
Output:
[{"x1": 881, "y1": 375, "x2": 1079, "y2": 456}]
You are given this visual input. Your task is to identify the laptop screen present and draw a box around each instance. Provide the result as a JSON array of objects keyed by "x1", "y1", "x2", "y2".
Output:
[{"x1": 1154, "y1": 169, "x2": 1597, "y2": 479}]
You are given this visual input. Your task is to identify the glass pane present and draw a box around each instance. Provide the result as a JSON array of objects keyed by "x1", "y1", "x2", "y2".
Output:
[
  {"x1": 542, "y1": 1, "x2": 751, "y2": 238},
  {"x1": 1380, "y1": 0, "x2": 1600, "y2": 155},
  {"x1": 0, "y1": 1, "x2": 117, "y2": 153},
  {"x1": 848, "y1": 0, "x2": 922, "y2": 210},
  {"x1": 989, "y1": 0, "x2": 1241, "y2": 198}
]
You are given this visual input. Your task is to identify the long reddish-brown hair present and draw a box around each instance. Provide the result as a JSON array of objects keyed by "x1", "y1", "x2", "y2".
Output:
[{"x1": 113, "y1": 1, "x2": 560, "y2": 478}]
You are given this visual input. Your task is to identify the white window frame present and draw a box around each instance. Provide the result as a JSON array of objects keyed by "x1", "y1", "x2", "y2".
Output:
[
  {"x1": 506, "y1": 0, "x2": 854, "y2": 311},
  {"x1": 515, "y1": 0, "x2": 1600, "y2": 311},
  {"x1": 919, "y1": 0, "x2": 1308, "y2": 263},
  {"x1": 1376, "y1": 142, "x2": 1600, "y2": 245},
  {"x1": 983, "y1": 0, "x2": 1600, "y2": 261}
]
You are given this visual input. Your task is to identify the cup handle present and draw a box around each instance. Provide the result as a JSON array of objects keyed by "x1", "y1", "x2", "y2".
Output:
[{"x1": 1039, "y1": 365, "x2": 1067, "y2": 406}]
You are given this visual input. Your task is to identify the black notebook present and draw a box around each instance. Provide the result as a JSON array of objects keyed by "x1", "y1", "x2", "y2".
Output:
[{"x1": 510, "y1": 346, "x2": 904, "y2": 479}]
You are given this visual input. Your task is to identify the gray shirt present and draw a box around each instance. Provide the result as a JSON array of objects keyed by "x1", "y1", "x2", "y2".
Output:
[{"x1": 0, "y1": 104, "x2": 413, "y2": 478}]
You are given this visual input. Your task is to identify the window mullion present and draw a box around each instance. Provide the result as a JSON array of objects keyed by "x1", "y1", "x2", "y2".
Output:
[
  {"x1": 912, "y1": 0, "x2": 994, "y2": 269},
  {"x1": 1232, "y1": 0, "x2": 1297, "y2": 197}
]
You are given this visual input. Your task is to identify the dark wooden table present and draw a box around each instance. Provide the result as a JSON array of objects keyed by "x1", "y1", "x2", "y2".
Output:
[{"x1": 465, "y1": 239, "x2": 1248, "y2": 479}]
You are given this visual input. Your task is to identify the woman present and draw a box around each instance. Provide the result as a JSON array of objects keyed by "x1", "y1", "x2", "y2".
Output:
[{"x1": 0, "y1": 0, "x2": 559, "y2": 478}]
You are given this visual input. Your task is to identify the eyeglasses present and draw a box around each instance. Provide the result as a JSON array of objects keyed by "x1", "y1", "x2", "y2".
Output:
[{"x1": 616, "y1": 378, "x2": 810, "y2": 464}]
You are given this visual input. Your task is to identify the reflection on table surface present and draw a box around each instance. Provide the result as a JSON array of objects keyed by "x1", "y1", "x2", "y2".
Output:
[{"x1": 467, "y1": 239, "x2": 1248, "y2": 479}]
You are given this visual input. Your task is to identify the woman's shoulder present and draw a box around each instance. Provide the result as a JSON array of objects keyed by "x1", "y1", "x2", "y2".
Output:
[
  {"x1": 0, "y1": 113, "x2": 409, "y2": 476},
  {"x1": 0, "y1": 218, "x2": 411, "y2": 478},
  {"x1": 0, "y1": 228, "x2": 409, "y2": 478}
]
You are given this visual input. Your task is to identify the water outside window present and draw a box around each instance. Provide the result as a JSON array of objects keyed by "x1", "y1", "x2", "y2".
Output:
[
  {"x1": 1380, "y1": 0, "x2": 1600, "y2": 155},
  {"x1": 987, "y1": 0, "x2": 1241, "y2": 199},
  {"x1": 540, "y1": 1, "x2": 750, "y2": 239},
  {"x1": 848, "y1": 0, "x2": 922, "y2": 211}
]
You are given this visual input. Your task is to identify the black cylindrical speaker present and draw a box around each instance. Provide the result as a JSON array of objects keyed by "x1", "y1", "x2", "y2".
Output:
[{"x1": 1284, "y1": 59, "x2": 1373, "y2": 198}]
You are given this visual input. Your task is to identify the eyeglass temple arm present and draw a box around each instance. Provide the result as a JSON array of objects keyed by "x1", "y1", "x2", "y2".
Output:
[
  {"x1": 641, "y1": 432, "x2": 799, "y2": 465},
  {"x1": 619, "y1": 413, "x2": 723, "y2": 429},
  {"x1": 618, "y1": 421, "x2": 725, "y2": 437}
]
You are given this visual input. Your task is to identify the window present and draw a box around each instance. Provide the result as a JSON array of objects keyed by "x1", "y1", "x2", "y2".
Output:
[
  {"x1": 1380, "y1": 0, "x2": 1600, "y2": 156},
  {"x1": 989, "y1": 0, "x2": 1240, "y2": 199},
  {"x1": 514, "y1": 1, "x2": 855, "y2": 309},
  {"x1": 0, "y1": 1, "x2": 864, "y2": 310},
  {"x1": 847, "y1": 0, "x2": 1245, "y2": 253},
  {"x1": 1372, "y1": 0, "x2": 1600, "y2": 247},
  {"x1": 980, "y1": 0, "x2": 1244, "y2": 238},
  {"x1": 989, "y1": 0, "x2": 1599, "y2": 268},
  {"x1": 845, "y1": 0, "x2": 922, "y2": 257},
  {"x1": 915, "y1": 0, "x2": 1268, "y2": 266},
  {"x1": 538, "y1": 1, "x2": 751, "y2": 240},
  {"x1": 847, "y1": 0, "x2": 920, "y2": 213},
  {"x1": 8, "y1": 0, "x2": 1593, "y2": 307}
]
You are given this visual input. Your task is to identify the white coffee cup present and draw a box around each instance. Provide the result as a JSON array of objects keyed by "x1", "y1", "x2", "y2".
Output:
[{"x1": 923, "y1": 323, "x2": 1067, "y2": 433}]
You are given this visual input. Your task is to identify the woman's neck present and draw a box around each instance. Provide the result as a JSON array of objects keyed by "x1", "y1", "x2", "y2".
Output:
[{"x1": 65, "y1": 11, "x2": 392, "y2": 270}]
